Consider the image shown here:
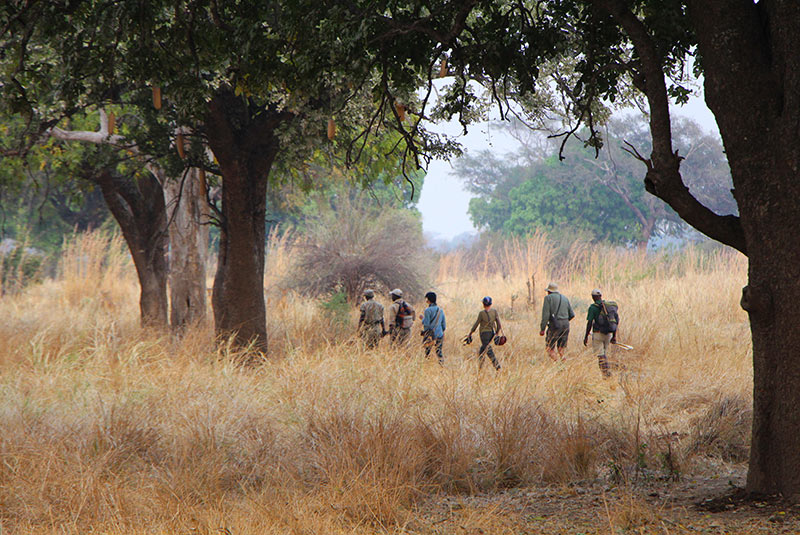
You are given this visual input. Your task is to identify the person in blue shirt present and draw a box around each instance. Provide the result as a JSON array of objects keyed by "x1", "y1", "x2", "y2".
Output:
[{"x1": 420, "y1": 291, "x2": 446, "y2": 364}]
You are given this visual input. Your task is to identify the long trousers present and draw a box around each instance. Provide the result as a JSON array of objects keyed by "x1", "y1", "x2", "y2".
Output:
[
  {"x1": 361, "y1": 326, "x2": 381, "y2": 349},
  {"x1": 478, "y1": 331, "x2": 501, "y2": 370},
  {"x1": 391, "y1": 327, "x2": 411, "y2": 345},
  {"x1": 424, "y1": 336, "x2": 444, "y2": 363}
]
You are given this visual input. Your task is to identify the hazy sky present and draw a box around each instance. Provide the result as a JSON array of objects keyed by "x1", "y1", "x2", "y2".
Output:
[{"x1": 417, "y1": 90, "x2": 721, "y2": 240}]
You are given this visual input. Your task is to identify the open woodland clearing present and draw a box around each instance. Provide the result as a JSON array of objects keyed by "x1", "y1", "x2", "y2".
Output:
[{"x1": 0, "y1": 232, "x2": 795, "y2": 534}]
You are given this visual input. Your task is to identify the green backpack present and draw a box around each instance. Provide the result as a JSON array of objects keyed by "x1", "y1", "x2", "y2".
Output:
[{"x1": 595, "y1": 300, "x2": 619, "y2": 333}]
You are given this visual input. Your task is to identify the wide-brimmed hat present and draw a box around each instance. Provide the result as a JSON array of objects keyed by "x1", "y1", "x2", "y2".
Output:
[
  {"x1": 363, "y1": 289, "x2": 375, "y2": 298},
  {"x1": 390, "y1": 288, "x2": 403, "y2": 297},
  {"x1": 546, "y1": 282, "x2": 559, "y2": 292}
]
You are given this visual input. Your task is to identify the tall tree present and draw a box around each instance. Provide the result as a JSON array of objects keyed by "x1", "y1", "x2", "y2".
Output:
[
  {"x1": 1, "y1": 102, "x2": 210, "y2": 330},
  {"x1": 606, "y1": 0, "x2": 800, "y2": 497}
]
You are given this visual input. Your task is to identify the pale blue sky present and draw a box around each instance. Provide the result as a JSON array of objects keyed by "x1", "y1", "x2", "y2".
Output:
[{"x1": 417, "y1": 94, "x2": 721, "y2": 240}]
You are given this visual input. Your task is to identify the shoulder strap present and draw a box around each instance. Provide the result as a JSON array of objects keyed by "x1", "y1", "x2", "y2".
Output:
[
  {"x1": 555, "y1": 294, "x2": 566, "y2": 317},
  {"x1": 432, "y1": 306, "x2": 442, "y2": 327}
]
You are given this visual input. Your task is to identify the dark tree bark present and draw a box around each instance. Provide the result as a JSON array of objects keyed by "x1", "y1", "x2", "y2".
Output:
[
  {"x1": 686, "y1": 0, "x2": 800, "y2": 499},
  {"x1": 596, "y1": 0, "x2": 800, "y2": 499},
  {"x1": 91, "y1": 170, "x2": 169, "y2": 328},
  {"x1": 204, "y1": 91, "x2": 292, "y2": 353}
]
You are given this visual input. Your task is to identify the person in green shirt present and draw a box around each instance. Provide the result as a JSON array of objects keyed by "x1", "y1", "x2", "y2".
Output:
[
  {"x1": 466, "y1": 296, "x2": 503, "y2": 371},
  {"x1": 539, "y1": 282, "x2": 575, "y2": 361},
  {"x1": 583, "y1": 289, "x2": 619, "y2": 377}
]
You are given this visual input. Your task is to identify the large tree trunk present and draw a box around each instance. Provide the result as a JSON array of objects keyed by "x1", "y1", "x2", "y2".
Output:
[
  {"x1": 93, "y1": 170, "x2": 169, "y2": 328},
  {"x1": 742, "y1": 217, "x2": 800, "y2": 499},
  {"x1": 683, "y1": 0, "x2": 800, "y2": 499},
  {"x1": 204, "y1": 91, "x2": 291, "y2": 353},
  {"x1": 716, "y1": 53, "x2": 800, "y2": 499},
  {"x1": 162, "y1": 167, "x2": 210, "y2": 331}
]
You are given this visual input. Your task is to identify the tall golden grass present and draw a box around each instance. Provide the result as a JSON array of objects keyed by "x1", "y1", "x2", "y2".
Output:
[{"x1": 0, "y1": 231, "x2": 750, "y2": 534}]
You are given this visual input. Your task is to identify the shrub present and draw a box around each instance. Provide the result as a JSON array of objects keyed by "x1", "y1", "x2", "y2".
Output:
[
  {"x1": 290, "y1": 199, "x2": 430, "y2": 301},
  {"x1": 319, "y1": 291, "x2": 350, "y2": 325}
]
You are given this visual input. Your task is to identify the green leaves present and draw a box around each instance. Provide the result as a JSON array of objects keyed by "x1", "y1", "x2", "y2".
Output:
[{"x1": 455, "y1": 115, "x2": 730, "y2": 246}]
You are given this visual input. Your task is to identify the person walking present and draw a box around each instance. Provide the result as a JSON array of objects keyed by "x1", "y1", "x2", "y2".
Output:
[
  {"x1": 583, "y1": 289, "x2": 619, "y2": 377},
  {"x1": 387, "y1": 288, "x2": 415, "y2": 345},
  {"x1": 358, "y1": 288, "x2": 386, "y2": 349},
  {"x1": 466, "y1": 296, "x2": 502, "y2": 371},
  {"x1": 539, "y1": 282, "x2": 575, "y2": 361},
  {"x1": 420, "y1": 291, "x2": 446, "y2": 364}
]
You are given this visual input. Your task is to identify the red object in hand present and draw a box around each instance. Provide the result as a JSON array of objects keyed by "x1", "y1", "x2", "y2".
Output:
[{"x1": 539, "y1": 330, "x2": 545, "y2": 336}]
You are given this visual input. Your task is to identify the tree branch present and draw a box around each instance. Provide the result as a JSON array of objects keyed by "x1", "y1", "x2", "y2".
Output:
[{"x1": 594, "y1": 0, "x2": 747, "y2": 255}]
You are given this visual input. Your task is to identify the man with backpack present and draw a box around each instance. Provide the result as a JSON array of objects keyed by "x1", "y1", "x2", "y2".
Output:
[
  {"x1": 583, "y1": 289, "x2": 619, "y2": 377},
  {"x1": 358, "y1": 289, "x2": 386, "y2": 349},
  {"x1": 539, "y1": 282, "x2": 575, "y2": 361},
  {"x1": 420, "y1": 291, "x2": 446, "y2": 364},
  {"x1": 387, "y1": 288, "x2": 415, "y2": 345},
  {"x1": 466, "y1": 296, "x2": 502, "y2": 371}
]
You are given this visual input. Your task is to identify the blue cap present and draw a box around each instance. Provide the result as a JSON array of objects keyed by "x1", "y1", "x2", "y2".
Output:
[{"x1": 482, "y1": 296, "x2": 492, "y2": 306}]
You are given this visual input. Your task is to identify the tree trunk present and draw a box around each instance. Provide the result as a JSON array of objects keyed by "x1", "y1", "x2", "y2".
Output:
[
  {"x1": 93, "y1": 170, "x2": 169, "y2": 328},
  {"x1": 744, "y1": 243, "x2": 800, "y2": 500},
  {"x1": 210, "y1": 155, "x2": 269, "y2": 352},
  {"x1": 683, "y1": 0, "x2": 800, "y2": 498},
  {"x1": 163, "y1": 167, "x2": 210, "y2": 331},
  {"x1": 204, "y1": 91, "x2": 291, "y2": 354},
  {"x1": 636, "y1": 217, "x2": 655, "y2": 251},
  {"x1": 732, "y1": 145, "x2": 800, "y2": 499}
]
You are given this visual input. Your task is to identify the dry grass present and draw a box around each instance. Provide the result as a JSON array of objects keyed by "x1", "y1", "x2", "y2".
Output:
[{"x1": 0, "y1": 230, "x2": 754, "y2": 533}]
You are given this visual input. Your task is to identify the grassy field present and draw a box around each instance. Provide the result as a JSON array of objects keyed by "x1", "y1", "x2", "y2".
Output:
[{"x1": 0, "y1": 232, "x2": 762, "y2": 534}]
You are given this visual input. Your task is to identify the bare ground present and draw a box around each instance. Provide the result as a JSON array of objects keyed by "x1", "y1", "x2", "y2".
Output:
[{"x1": 407, "y1": 465, "x2": 800, "y2": 534}]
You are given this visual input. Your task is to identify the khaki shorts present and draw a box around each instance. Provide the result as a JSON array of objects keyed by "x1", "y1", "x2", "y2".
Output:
[{"x1": 592, "y1": 332, "x2": 613, "y2": 355}]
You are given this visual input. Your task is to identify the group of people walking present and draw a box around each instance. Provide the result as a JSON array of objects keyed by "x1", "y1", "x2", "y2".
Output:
[
  {"x1": 358, "y1": 288, "x2": 447, "y2": 363},
  {"x1": 357, "y1": 282, "x2": 620, "y2": 377}
]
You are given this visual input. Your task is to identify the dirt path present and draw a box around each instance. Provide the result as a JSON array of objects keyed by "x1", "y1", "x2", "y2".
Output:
[{"x1": 410, "y1": 466, "x2": 800, "y2": 534}]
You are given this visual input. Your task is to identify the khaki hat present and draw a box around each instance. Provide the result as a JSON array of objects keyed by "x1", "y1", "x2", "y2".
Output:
[
  {"x1": 546, "y1": 282, "x2": 559, "y2": 293},
  {"x1": 390, "y1": 288, "x2": 403, "y2": 297},
  {"x1": 363, "y1": 289, "x2": 375, "y2": 298},
  {"x1": 591, "y1": 288, "x2": 602, "y2": 296}
]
